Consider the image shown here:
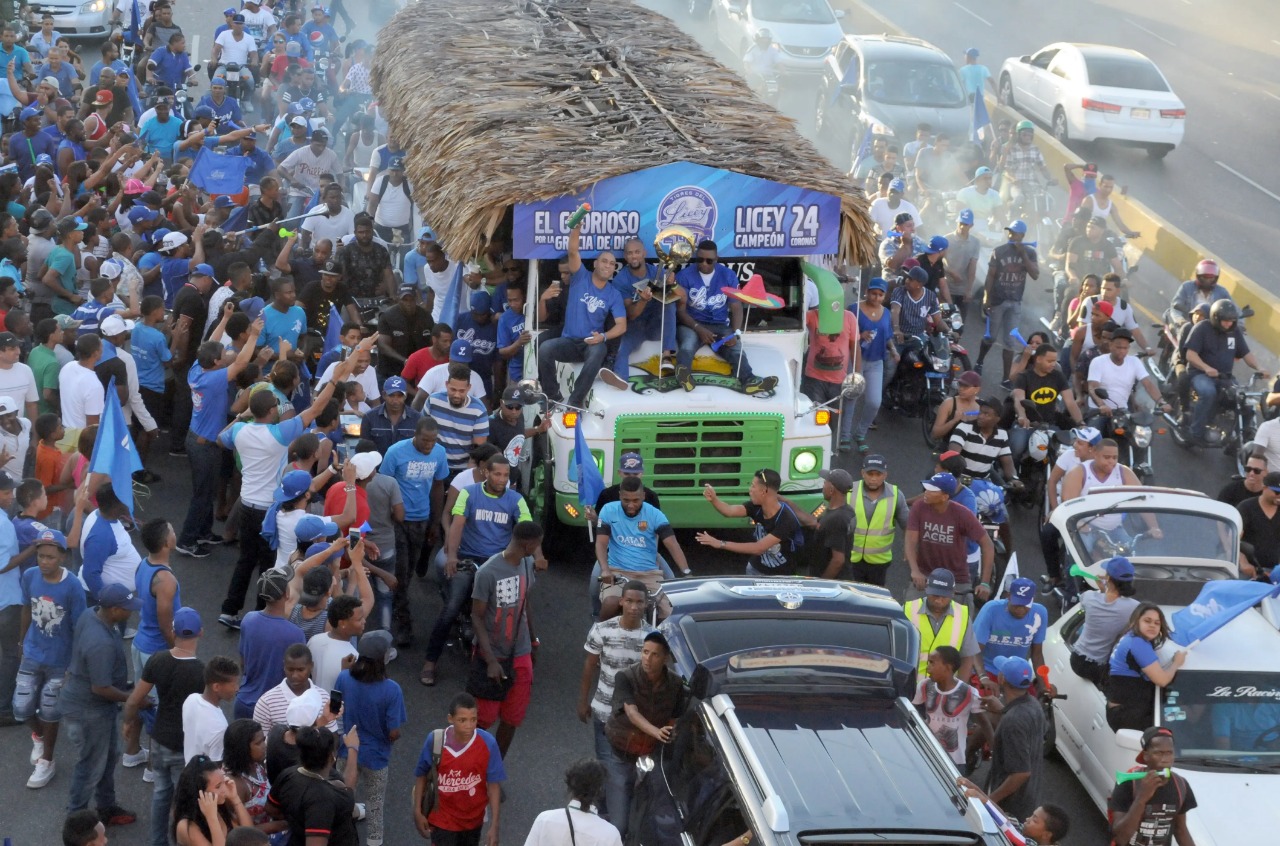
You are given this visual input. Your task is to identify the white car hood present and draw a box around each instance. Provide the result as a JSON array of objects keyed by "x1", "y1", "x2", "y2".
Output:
[{"x1": 1182, "y1": 768, "x2": 1280, "y2": 846}]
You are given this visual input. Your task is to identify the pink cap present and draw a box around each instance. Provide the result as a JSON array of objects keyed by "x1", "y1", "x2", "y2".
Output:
[{"x1": 124, "y1": 178, "x2": 147, "y2": 195}]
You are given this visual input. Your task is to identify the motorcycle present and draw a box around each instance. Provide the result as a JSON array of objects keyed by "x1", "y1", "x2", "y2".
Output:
[
  {"x1": 1010, "y1": 399, "x2": 1068, "y2": 516},
  {"x1": 917, "y1": 303, "x2": 970, "y2": 444},
  {"x1": 219, "y1": 62, "x2": 255, "y2": 112},
  {"x1": 1162, "y1": 372, "x2": 1263, "y2": 465},
  {"x1": 1092, "y1": 387, "x2": 1157, "y2": 483},
  {"x1": 1149, "y1": 303, "x2": 1255, "y2": 386}
]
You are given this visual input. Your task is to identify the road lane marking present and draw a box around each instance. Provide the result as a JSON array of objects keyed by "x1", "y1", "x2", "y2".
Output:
[
  {"x1": 1216, "y1": 161, "x2": 1280, "y2": 203},
  {"x1": 1267, "y1": 91, "x2": 1280, "y2": 102},
  {"x1": 953, "y1": 2, "x2": 992, "y2": 26},
  {"x1": 1124, "y1": 18, "x2": 1177, "y2": 47}
]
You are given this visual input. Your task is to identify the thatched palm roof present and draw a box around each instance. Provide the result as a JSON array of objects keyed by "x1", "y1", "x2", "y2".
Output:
[{"x1": 371, "y1": 0, "x2": 876, "y2": 264}]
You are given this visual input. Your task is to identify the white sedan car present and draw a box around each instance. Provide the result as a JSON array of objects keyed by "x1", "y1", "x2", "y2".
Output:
[
  {"x1": 1042, "y1": 487, "x2": 1280, "y2": 845},
  {"x1": 998, "y1": 43, "x2": 1185, "y2": 159},
  {"x1": 711, "y1": 0, "x2": 846, "y2": 76}
]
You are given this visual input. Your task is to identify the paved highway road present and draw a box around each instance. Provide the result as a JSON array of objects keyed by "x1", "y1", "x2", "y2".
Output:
[
  {"x1": 843, "y1": 0, "x2": 1280, "y2": 289},
  {"x1": 0, "y1": 4, "x2": 1257, "y2": 846}
]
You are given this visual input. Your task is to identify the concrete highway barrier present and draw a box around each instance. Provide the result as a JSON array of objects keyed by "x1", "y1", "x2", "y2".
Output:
[{"x1": 843, "y1": 0, "x2": 1280, "y2": 355}]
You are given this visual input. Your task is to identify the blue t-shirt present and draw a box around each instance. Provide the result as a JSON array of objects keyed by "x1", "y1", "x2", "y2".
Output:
[
  {"x1": 8, "y1": 130, "x2": 59, "y2": 182},
  {"x1": 301, "y1": 21, "x2": 339, "y2": 50},
  {"x1": 139, "y1": 114, "x2": 182, "y2": 159},
  {"x1": 972, "y1": 599, "x2": 1048, "y2": 663},
  {"x1": 235, "y1": 611, "x2": 305, "y2": 714},
  {"x1": 380, "y1": 439, "x2": 449, "y2": 521},
  {"x1": 13, "y1": 515, "x2": 52, "y2": 568},
  {"x1": 131, "y1": 323, "x2": 172, "y2": 392},
  {"x1": 160, "y1": 257, "x2": 191, "y2": 308},
  {"x1": 676, "y1": 263, "x2": 738, "y2": 326},
  {"x1": 611, "y1": 264, "x2": 658, "y2": 302},
  {"x1": 453, "y1": 312, "x2": 498, "y2": 377},
  {"x1": 240, "y1": 145, "x2": 276, "y2": 185},
  {"x1": 70, "y1": 301, "x2": 120, "y2": 336},
  {"x1": 454, "y1": 484, "x2": 530, "y2": 561},
  {"x1": 402, "y1": 250, "x2": 427, "y2": 291},
  {"x1": 563, "y1": 268, "x2": 625, "y2": 341},
  {"x1": 20, "y1": 567, "x2": 86, "y2": 668},
  {"x1": 597, "y1": 500, "x2": 671, "y2": 572},
  {"x1": 335, "y1": 671, "x2": 407, "y2": 771},
  {"x1": 189, "y1": 363, "x2": 232, "y2": 441},
  {"x1": 197, "y1": 93, "x2": 243, "y2": 126},
  {"x1": 148, "y1": 45, "x2": 192, "y2": 88},
  {"x1": 134, "y1": 557, "x2": 181, "y2": 656},
  {"x1": 0, "y1": 511, "x2": 19, "y2": 608},
  {"x1": 261, "y1": 304, "x2": 306, "y2": 353},
  {"x1": 496, "y1": 308, "x2": 526, "y2": 380},
  {"x1": 1109, "y1": 632, "x2": 1158, "y2": 679},
  {"x1": 959, "y1": 64, "x2": 991, "y2": 98},
  {"x1": 36, "y1": 61, "x2": 77, "y2": 97}
]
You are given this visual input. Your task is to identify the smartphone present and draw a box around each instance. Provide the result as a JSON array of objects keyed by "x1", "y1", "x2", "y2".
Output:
[
  {"x1": 348, "y1": 528, "x2": 360, "y2": 550},
  {"x1": 329, "y1": 689, "x2": 343, "y2": 713}
]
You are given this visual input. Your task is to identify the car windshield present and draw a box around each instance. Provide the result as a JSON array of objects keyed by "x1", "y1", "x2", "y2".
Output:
[
  {"x1": 1162, "y1": 671, "x2": 1280, "y2": 766},
  {"x1": 863, "y1": 60, "x2": 966, "y2": 108},
  {"x1": 751, "y1": 0, "x2": 835, "y2": 25},
  {"x1": 690, "y1": 617, "x2": 893, "y2": 662},
  {"x1": 1083, "y1": 56, "x2": 1170, "y2": 91},
  {"x1": 1067, "y1": 508, "x2": 1237, "y2": 567}
]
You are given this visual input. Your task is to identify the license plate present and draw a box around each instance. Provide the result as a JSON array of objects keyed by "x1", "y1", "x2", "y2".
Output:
[
  {"x1": 226, "y1": 71, "x2": 240, "y2": 81},
  {"x1": 1131, "y1": 108, "x2": 1150, "y2": 119}
]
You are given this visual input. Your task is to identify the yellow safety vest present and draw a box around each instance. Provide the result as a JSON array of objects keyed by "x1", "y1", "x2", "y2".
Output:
[
  {"x1": 904, "y1": 598, "x2": 970, "y2": 675},
  {"x1": 849, "y1": 482, "x2": 900, "y2": 565}
]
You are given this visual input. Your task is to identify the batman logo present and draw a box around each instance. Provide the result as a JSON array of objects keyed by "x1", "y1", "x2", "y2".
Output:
[{"x1": 1030, "y1": 386, "x2": 1059, "y2": 404}]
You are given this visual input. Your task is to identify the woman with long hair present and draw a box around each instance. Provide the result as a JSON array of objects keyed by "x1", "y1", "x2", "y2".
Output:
[
  {"x1": 223, "y1": 719, "x2": 286, "y2": 838},
  {"x1": 844, "y1": 277, "x2": 895, "y2": 454},
  {"x1": 1070, "y1": 556, "x2": 1140, "y2": 685},
  {"x1": 1106, "y1": 602, "x2": 1186, "y2": 731},
  {"x1": 172, "y1": 756, "x2": 252, "y2": 846}
]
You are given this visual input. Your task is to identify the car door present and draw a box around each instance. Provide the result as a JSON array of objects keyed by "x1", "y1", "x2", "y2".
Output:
[
  {"x1": 1022, "y1": 47, "x2": 1060, "y2": 121},
  {"x1": 1044, "y1": 50, "x2": 1080, "y2": 122}
]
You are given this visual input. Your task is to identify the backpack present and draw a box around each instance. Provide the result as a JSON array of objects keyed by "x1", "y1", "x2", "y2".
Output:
[{"x1": 418, "y1": 729, "x2": 446, "y2": 817}]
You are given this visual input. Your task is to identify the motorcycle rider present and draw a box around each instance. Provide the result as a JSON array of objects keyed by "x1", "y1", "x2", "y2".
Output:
[
  {"x1": 196, "y1": 77, "x2": 243, "y2": 126},
  {"x1": 1066, "y1": 217, "x2": 1123, "y2": 310},
  {"x1": 948, "y1": 396, "x2": 1019, "y2": 485},
  {"x1": 1078, "y1": 273, "x2": 1152, "y2": 357},
  {"x1": 914, "y1": 133, "x2": 964, "y2": 224},
  {"x1": 1060, "y1": 439, "x2": 1161, "y2": 557},
  {"x1": 878, "y1": 209, "x2": 926, "y2": 274},
  {"x1": 1047, "y1": 207, "x2": 1091, "y2": 332},
  {"x1": 742, "y1": 29, "x2": 780, "y2": 92},
  {"x1": 145, "y1": 32, "x2": 194, "y2": 93},
  {"x1": 1039, "y1": 427, "x2": 1100, "y2": 594},
  {"x1": 1181, "y1": 299, "x2": 1269, "y2": 447},
  {"x1": 1010, "y1": 343, "x2": 1084, "y2": 460},
  {"x1": 1170, "y1": 258, "x2": 1232, "y2": 320},
  {"x1": 1084, "y1": 329, "x2": 1169, "y2": 426},
  {"x1": 1077, "y1": 173, "x2": 1140, "y2": 240},
  {"x1": 211, "y1": 14, "x2": 258, "y2": 103},
  {"x1": 996, "y1": 120, "x2": 1053, "y2": 210},
  {"x1": 976, "y1": 220, "x2": 1039, "y2": 388},
  {"x1": 888, "y1": 265, "x2": 941, "y2": 389}
]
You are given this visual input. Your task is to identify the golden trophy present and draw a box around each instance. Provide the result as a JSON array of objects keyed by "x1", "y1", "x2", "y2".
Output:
[{"x1": 651, "y1": 225, "x2": 695, "y2": 305}]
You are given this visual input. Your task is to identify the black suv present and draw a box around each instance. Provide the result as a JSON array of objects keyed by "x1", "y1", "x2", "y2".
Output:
[{"x1": 628, "y1": 578, "x2": 1015, "y2": 846}]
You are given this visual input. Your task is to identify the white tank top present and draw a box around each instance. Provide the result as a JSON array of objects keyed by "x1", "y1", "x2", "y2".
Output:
[
  {"x1": 1080, "y1": 459, "x2": 1125, "y2": 529},
  {"x1": 1087, "y1": 194, "x2": 1113, "y2": 221}
]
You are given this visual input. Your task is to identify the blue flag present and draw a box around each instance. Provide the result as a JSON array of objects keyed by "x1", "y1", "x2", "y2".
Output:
[
  {"x1": 972, "y1": 93, "x2": 992, "y2": 144},
  {"x1": 850, "y1": 122, "x2": 875, "y2": 171},
  {"x1": 435, "y1": 260, "x2": 468, "y2": 330},
  {"x1": 88, "y1": 377, "x2": 144, "y2": 515},
  {"x1": 574, "y1": 414, "x2": 604, "y2": 508},
  {"x1": 323, "y1": 305, "x2": 343, "y2": 355},
  {"x1": 1169, "y1": 581, "x2": 1280, "y2": 646},
  {"x1": 222, "y1": 205, "x2": 250, "y2": 233},
  {"x1": 188, "y1": 148, "x2": 250, "y2": 196}
]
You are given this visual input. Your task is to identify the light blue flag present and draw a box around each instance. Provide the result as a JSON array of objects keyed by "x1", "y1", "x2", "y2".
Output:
[
  {"x1": 574, "y1": 414, "x2": 604, "y2": 508},
  {"x1": 1169, "y1": 580, "x2": 1280, "y2": 647},
  {"x1": 323, "y1": 304, "x2": 343, "y2": 355},
  {"x1": 88, "y1": 377, "x2": 144, "y2": 515},
  {"x1": 972, "y1": 92, "x2": 992, "y2": 144}
]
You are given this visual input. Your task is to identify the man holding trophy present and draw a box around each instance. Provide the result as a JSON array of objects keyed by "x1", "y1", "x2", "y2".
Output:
[{"x1": 600, "y1": 237, "x2": 683, "y2": 387}]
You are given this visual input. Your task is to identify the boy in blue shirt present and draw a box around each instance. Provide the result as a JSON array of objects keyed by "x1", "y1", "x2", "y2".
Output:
[{"x1": 535, "y1": 223, "x2": 627, "y2": 410}]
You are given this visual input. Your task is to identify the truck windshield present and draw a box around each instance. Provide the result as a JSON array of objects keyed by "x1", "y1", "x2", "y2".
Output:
[
  {"x1": 752, "y1": 0, "x2": 836, "y2": 25},
  {"x1": 1163, "y1": 671, "x2": 1280, "y2": 767}
]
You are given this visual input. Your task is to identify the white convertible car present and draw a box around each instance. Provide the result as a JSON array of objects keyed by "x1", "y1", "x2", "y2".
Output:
[{"x1": 1042, "y1": 486, "x2": 1280, "y2": 845}]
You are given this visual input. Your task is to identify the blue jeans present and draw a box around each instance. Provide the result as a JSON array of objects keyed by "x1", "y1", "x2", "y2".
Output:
[
  {"x1": 987, "y1": 300, "x2": 1023, "y2": 350},
  {"x1": 65, "y1": 708, "x2": 120, "y2": 812},
  {"x1": 593, "y1": 718, "x2": 636, "y2": 835},
  {"x1": 614, "y1": 299, "x2": 677, "y2": 379},
  {"x1": 178, "y1": 433, "x2": 222, "y2": 547},
  {"x1": 845, "y1": 358, "x2": 885, "y2": 440},
  {"x1": 1189, "y1": 372, "x2": 1219, "y2": 438},
  {"x1": 149, "y1": 740, "x2": 186, "y2": 846},
  {"x1": 675, "y1": 322, "x2": 754, "y2": 381},
  {"x1": 1009, "y1": 425, "x2": 1031, "y2": 461},
  {"x1": 370, "y1": 554, "x2": 396, "y2": 632},
  {"x1": 424, "y1": 554, "x2": 477, "y2": 662},
  {"x1": 538, "y1": 335, "x2": 610, "y2": 408},
  {"x1": 285, "y1": 194, "x2": 310, "y2": 219}
]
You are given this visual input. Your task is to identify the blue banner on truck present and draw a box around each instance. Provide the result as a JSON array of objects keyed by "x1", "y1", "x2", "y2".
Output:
[{"x1": 512, "y1": 161, "x2": 841, "y2": 259}]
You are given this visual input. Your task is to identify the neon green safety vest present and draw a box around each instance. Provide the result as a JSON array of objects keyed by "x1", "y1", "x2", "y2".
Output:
[
  {"x1": 904, "y1": 598, "x2": 970, "y2": 675},
  {"x1": 849, "y1": 482, "x2": 900, "y2": 565}
]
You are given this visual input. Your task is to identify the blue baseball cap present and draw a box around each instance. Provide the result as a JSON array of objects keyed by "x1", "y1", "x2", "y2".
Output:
[
  {"x1": 239, "y1": 296, "x2": 265, "y2": 323},
  {"x1": 33, "y1": 527, "x2": 67, "y2": 550},
  {"x1": 383, "y1": 376, "x2": 408, "y2": 395},
  {"x1": 35, "y1": 153, "x2": 53, "y2": 167},
  {"x1": 965, "y1": 47, "x2": 980, "y2": 58},
  {"x1": 906, "y1": 266, "x2": 930, "y2": 284},
  {"x1": 957, "y1": 208, "x2": 975, "y2": 225},
  {"x1": 925, "y1": 568, "x2": 955, "y2": 597},
  {"x1": 993, "y1": 655, "x2": 1034, "y2": 688},
  {"x1": 172, "y1": 607, "x2": 203, "y2": 638},
  {"x1": 294, "y1": 514, "x2": 338, "y2": 543},
  {"x1": 417, "y1": 225, "x2": 436, "y2": 242},
  {"x1": 1103, "y1": 556, "x2": 1135, "y2": 582},
  {"x1": 921, "y1": 472, "x2": 958, "y2": 496},
  {"x1": 620, "y1": 452, "x2": 644, "y2": 474},
  {"x1": 1008, "y1": 577, "x2": 1036, "y2": 606},
  {"x1": 211, "y1": 76, "x2": 228, "y2": 87},
  {"x1": 97, "y1": 582, "x2": 143, "y2": 611},
  {"x1": 924, "y1": 235, "x2": 949, "y2": 254},
  {"x1": 194, "y1": 105, "x2": 214, "y2": 119},
  {"x1": 231, "y1": 13, "x2": 245, "y2": 23},
  {"x1": 1006, "y1": 220, "x2": 1028, "y2": 235},
  {"x1": 973, "y1": 166, "x2": 993, "y2": 179},
  {"x1": 450, "y1": 338, "x2": 473, "y2": 363},
  {"x1": 867, "y1": 277, "x2": 888, "y2": 292},
  {"x1": 128, "y1": 206, "x2": 158, "y2": 225},
  {"x1": 299, "y1": 97, "x2": 316, "y2": 111},
  {"x1": 1071, "y1": 425, "x2": 1102, "y2": 445},
  {"x1": 469, "y1": 290, "x2": 491, "y2": 312},
  {"x1": 889, "y1": 177, "x2": 906, "y2": 193},
  {"x1": 223, "y1": 6, "x2": 236, "y2": 14},
  {"x1": 274, "y1": 469, "x2": 313, "y2": 503},
  {"x1": 191, "y1": 263, "x2": 215, "y2": 279},
  {"x1": 213, "y1": 195, "x2": 237, "y2": 209},
  {"x1": 20, "y1": 105, "x2": 41, "y2": 121}
]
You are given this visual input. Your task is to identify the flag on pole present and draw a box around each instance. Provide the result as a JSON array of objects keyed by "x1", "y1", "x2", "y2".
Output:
[
  {"x1": 88, "y1": 377, "x2": 144, "y2": 515},
  {"x1": 1169, "y1": 580, "x2": 1280, "y2": 647},
  {"x1": 222, "y1": 204, "x2": 250, "y2": 233},
  {"x1": 435, "y1": 260, "x2": 468, "y2": 332},
  {"x1": 850, "y1": 122, "x2": 875, "y2": 173},
  {"x1": 972, "y1": 93, "x2": 992, "y2": 144},
  {"x1": 188, "y1": 148, "x2": 250, "y2": 196},
  {"x1": 574, "y1": 414, "x2": 604, "y2": 508},
  {"x1": 323, "y1": 305, "x2": 343, "y2": 355}
]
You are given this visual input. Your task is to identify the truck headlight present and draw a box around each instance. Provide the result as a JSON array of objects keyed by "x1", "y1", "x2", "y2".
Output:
[{"x1": 791, "y1": 448, "x2": 819, "y2": 476}]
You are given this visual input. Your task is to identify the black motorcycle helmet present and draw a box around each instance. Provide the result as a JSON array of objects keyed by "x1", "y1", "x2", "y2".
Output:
[{"x1": 1210, "y1": 299, "x2": 1240, "y2": 331}]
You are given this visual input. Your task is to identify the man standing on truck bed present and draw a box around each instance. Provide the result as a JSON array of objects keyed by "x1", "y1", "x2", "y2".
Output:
[{"x1": 673, "y1": 240, "x2": 777, "y2": 395}]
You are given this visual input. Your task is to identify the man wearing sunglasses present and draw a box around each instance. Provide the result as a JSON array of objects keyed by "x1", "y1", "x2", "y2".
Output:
[
  {"x1": 1217, "y1": 452, "x2": 1267, "y2": 509},
  {"x1": 673, "y1": 240, "x2": 777, "y2": 395},
  {"x1": 1238, "y1": 470, "x2": 1280, "y2": 580}
]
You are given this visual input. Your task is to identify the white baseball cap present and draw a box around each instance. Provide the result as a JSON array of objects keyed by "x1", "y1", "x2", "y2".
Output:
[
  {"x1": 160, "y1": 231, "x2": 189, "y2": 253},
  {"x1": 100, "y1": 314, "x2": 136, "y2": 337}
]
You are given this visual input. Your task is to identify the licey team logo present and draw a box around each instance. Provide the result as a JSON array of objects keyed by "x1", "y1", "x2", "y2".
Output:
[{"x1": 657, "y1": 185, "x2": 717, "y2": 244}]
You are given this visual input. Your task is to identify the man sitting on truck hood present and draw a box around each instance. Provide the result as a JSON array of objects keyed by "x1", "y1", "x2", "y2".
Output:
[
  {"x1": 673, "y1": 240, "x2": 777, "y2": 395},
  {"x1": 536, "y1": 221, "x2": 627, "y2": 410}
]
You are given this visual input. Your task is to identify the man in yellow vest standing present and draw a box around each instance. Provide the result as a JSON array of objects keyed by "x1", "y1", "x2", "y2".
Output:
[
  {"x1": 848, "y1": 454, "x2": 909, "y2": 585},
  {"x1": 904, "y1": 569, "x2": 980, "y2": 679}
]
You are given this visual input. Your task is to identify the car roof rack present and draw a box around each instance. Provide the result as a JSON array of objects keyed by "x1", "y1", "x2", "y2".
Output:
[{"x1": 710, "y1": 693, "x2": 790, "y2": 833}]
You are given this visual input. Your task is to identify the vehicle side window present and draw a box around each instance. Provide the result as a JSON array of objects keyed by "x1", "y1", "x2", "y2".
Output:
[
  {"x1": 667, "y1": 710, "x2": 723, "y2": 816},
  {"x1": 1050, "y1": 60, "x2": 1072, "y2": 80},
  {"x1": 1031, "y1": 49, "x2": 1058, "y2": 70}
]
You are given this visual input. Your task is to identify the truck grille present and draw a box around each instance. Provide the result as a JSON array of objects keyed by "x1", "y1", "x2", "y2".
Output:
[{"x1": 615, "y1": 414, "x2": 783, "y2": 496}]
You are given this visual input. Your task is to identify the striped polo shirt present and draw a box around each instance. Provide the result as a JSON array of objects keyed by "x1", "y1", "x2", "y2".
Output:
[
  {"x1": 948, "y1": 421, "x2": 1011, "y2": 479},
  {"x1": 426, "y1": 391, "x2": 490, "y2": 471}
]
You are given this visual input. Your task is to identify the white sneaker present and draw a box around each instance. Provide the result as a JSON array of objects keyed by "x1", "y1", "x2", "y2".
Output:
[
  {"x1": 30, "y1": 733, "x2": 44, "y2": 766},
  {"x1": 27, "y1": 758, "x2": 55, "y2": 788},
  {"x1": 122, "y1": 747, "x2": 150, "y2": 768},
  {"x1": 142, "y1": 767, "x2": 156, "y2": 783},
  {"x1": 353, "y1": 802, "x2": 366, "y2": 821}
]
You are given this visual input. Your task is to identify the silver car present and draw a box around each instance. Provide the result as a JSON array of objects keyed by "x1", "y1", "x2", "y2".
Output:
[
  {"x1": 712, "y1": 0, "x2": 846, "y2": 75},
  {"x1": 27, "y1": 0, "x2": 114, "y2": 41}
]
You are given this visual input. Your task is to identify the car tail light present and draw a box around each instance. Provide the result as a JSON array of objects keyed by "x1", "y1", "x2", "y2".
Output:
[
  {"x1": 1082, "y1": 98, "x2": 1122, "y2": 113},
  {"x1": 1159, "y1": 108, "x2": 1186, "y2": 119}
]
